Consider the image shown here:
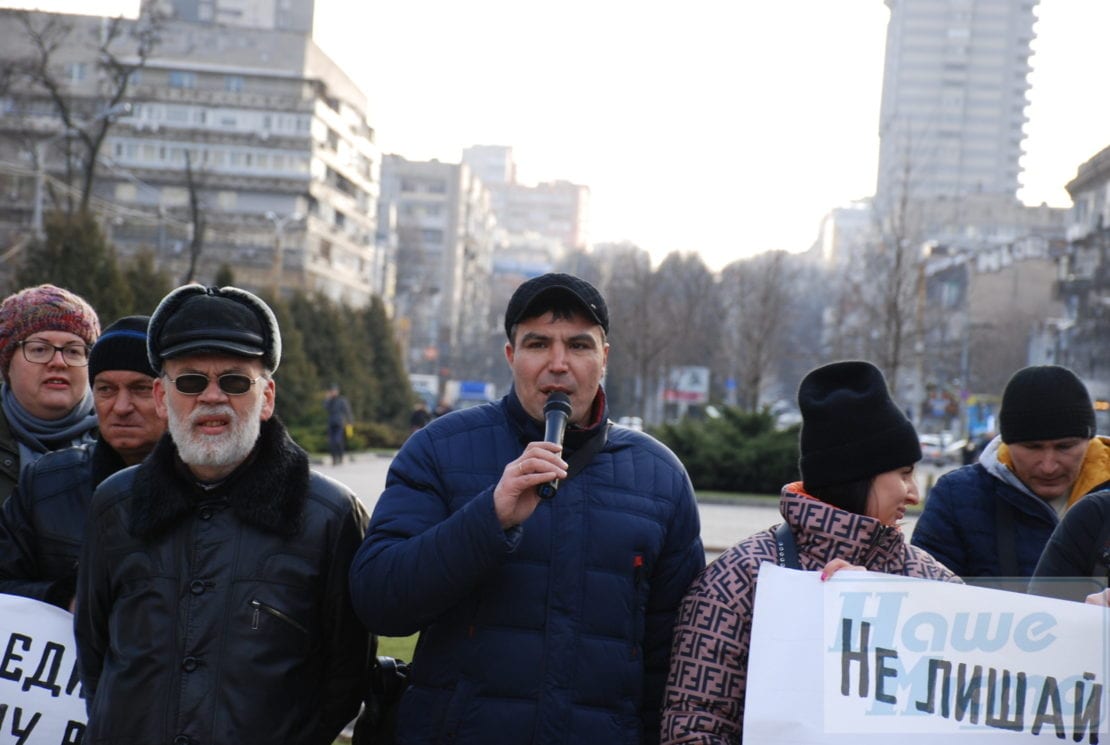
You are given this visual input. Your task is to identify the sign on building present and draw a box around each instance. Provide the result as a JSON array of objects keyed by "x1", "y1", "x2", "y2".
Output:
[{"x1": 664, "y1": 366, "x2": 710, "y2": 404}]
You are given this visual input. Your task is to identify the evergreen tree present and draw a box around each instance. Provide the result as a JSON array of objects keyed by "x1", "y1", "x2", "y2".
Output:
[
  {"x1": 214, "y1": 263, "x2": 235, "y2": 287},
  {"x1": 259, "y1": 290, "x2": 320, "y2": 429},
  {"x1": 17, "y1": 210, "x2": 133, "y2": 323},
  {"x1": 362, "y1": 295, "x2": 411, "y2": 424},
  {"x1": 122, "y1": 250, "x2": 174, "y2": 316},
  {"x1": 336, "y1": 302, "x2": 380, "y2": 420},
  {"x1": 288, "y1": 292, "x2": 370, "y2": 417}
]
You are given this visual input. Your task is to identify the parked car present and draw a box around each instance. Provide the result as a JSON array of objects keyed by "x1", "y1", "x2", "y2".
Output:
[
  {"x1": 919, "y1": 433, "x2": 965, "y2": 466},
  {"x1": 617, "y1": 416, "x2": 643, "y2": 431}
]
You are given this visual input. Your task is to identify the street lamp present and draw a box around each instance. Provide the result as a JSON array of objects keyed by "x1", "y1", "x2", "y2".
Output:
[
  {"x1": 264, "y1": 210, "x2": 304, "y2": 291},
  {"x1": 31, "y1": 102, "x2": 132, "y2": 240}
]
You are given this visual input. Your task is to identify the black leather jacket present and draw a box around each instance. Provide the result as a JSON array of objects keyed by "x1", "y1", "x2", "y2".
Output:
[
  {"x1": 0, "y1": 438, "x2": 124, "y2": 607},
  {"x1": 75, "y1": 418, "x2": 370, "y2": 745}
]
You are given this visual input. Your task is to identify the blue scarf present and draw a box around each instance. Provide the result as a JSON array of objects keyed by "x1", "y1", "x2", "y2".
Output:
[{"x1": 1, "y1": 383, "x2": 98, "y2": 469}]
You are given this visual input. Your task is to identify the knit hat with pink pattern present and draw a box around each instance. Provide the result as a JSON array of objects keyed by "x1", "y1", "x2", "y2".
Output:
[{"x1": 0, "y1": 284, "x2": 100, "y2": 381}]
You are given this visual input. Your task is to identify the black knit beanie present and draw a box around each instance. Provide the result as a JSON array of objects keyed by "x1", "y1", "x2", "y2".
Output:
[
  {"x1": 797, "y1": 360, "x2": 922, "y2": 491},
  {"x1": 88, "y1": 315, "x2": 155, "y2": 383},
  {"x1": 999, "y1": 365, "x2": 1094, "y2": 444}
]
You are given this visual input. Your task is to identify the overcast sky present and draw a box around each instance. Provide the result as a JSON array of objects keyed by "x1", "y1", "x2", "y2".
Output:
[{"x1": 6, "y1": 1, "x2": 1110, "y2": 269}]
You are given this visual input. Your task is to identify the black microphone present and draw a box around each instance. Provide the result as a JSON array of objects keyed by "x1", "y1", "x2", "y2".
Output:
[{"x1": 537, "y1": 392, "x2": 572, "y2": 500}]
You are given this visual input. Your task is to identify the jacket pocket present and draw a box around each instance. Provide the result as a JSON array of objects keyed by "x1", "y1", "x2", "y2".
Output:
[
  {"x1": 437, "y1": 677, "x2": 477, "y2": 743},
  {"x1": 249, "y1": 597, "x2": 308, "y2": 635}
]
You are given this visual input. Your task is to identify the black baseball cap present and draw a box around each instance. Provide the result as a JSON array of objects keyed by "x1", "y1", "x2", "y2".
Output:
[{"x1": 504, "y1": 273, "x2": 609, "y2": 340}]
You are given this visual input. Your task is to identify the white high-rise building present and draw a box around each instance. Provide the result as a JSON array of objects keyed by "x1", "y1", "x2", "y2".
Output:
[
  {"x1": 875, "y1": 0, "x2": 1037, "y2": 205},
  {"x1": 156, "y1": 0, "x2": 314, "y2": 33}
]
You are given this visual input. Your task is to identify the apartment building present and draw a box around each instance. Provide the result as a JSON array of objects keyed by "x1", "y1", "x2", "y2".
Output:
[
  {"x1": 875, "y1": 0, "x2": 1037, "y2": 206},
  {"x1": 379, "y1": 154, "x2": 496, "y2": 380},
  {"x1": 0, "y1": 7, "x2": 382, "y2": 306}
]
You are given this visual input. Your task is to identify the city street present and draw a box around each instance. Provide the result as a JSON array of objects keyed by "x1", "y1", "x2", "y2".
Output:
[{"x1": 315, "y1": 452, "x2": 931, "y2": 558}]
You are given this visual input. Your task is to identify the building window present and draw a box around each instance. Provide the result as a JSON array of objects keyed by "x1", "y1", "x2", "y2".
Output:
[
  {"x1": 225, "y1": 75, "x2": 245, "y2": 92},
  {"x1": 168, "y1": 71, "x2": 197, "y2": 89},
  {"x1": 65, "y1": 62, "x2": 87, "y2": 83}
]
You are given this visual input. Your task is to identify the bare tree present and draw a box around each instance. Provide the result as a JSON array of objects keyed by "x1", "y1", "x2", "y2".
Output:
[
  {"x1": 824, "y1": 156, "x2": 928, "y2": 399},
  {"x1": 181, "y1": 149, "x2": 206, "y2": 284},
  {"x1": 597, "y1": 243, "x2": 671, "y2": 422},
  {"x1": 13, "y1": 4, "x2": 161, "y2": 215},
  {"x1": 721, "y1": 251, "x2": 791, "y2": 411}
]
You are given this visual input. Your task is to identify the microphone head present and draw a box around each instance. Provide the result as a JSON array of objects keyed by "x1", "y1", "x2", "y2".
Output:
[{"x1": 543, "y1": 391, "x2": 572, "y2": 417}]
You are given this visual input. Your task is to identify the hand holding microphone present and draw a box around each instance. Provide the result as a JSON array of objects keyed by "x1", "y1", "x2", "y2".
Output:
[
  {"x1": 538, "y1": 392, "x2": 572, "y2": 499},
  {"x1": 493, "y1": 392, "x2": 571, "y2": 529}
]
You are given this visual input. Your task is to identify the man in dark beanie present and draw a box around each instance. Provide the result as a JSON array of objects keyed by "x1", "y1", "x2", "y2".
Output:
[
  {"x1": 0, "y1": 315, "x2": 165, "y2": 609},
  {"x1": 913, "y1": 364, "x2": 1110, "y2": 584},
  {"x1": 74, "y1": 285, "x2": 369, "y2": 745},
  {"x1": 661, "y1": 360, "x2": 956, "y2": 745}
]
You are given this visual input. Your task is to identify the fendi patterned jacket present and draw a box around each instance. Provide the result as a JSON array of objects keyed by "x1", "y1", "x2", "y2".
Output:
[{"x1": 660, "y1": 482, "x2": 959, "y2": 744}]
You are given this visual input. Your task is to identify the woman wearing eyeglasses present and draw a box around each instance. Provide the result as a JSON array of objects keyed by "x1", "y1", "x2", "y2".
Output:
[{"x1": 0, "y1": 284, "x2": 101, "y2": 504}]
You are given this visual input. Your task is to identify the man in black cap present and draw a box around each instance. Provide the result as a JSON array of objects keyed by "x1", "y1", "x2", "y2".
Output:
[
  {"x1": 912, "y1": 364, "x2": 1110, "y2": 583},
  {"x1": 348, "y1": 273, "x2": 704, "y2": 745},
  {"x1": 74, "y1": 285, "x2": 369, "y2": 745},
  {"x1": 0, "y1": 315, "x2": 165, "y2": 609}
]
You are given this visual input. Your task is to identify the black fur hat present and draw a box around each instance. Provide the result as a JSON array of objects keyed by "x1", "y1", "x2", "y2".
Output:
[
  {"x1": 798, "y1": 360, "x2": 921, "y2": 490},
  {"x1": 147, "y1": 285, "x2": 281, "y2": 374}
]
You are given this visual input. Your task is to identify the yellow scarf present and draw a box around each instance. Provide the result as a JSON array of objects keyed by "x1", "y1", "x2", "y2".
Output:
[{"x1": 997, "y1": 436, "x2": 1110, "y2": 507}]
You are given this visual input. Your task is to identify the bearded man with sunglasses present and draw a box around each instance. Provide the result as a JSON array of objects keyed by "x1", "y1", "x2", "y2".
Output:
[{"x1": 74, "y1": 284, "x2": 370, "y2": 745}]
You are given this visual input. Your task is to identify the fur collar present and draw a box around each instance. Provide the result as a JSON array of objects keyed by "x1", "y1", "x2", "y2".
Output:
[{"x1": 129, "y1": 417, "x2": 309, "y2": 539}]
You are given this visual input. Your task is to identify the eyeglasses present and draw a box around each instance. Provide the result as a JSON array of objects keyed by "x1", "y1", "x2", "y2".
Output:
[
  {"x1": 17, "y1": 340, "x2": 90, "y2": 367},
  {"x1": 166, "y1": 373, "x2": 261, "y2": 396}
]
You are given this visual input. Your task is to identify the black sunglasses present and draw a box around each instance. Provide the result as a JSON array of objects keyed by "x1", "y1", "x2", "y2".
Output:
[{"x1": 167, "y1": 373, "x2": 261, "y2": 396}]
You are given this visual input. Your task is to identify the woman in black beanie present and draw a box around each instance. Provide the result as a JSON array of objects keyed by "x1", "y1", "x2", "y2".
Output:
[{"x1": 661, "y1": 360, "x2": 959, "y2": 745}]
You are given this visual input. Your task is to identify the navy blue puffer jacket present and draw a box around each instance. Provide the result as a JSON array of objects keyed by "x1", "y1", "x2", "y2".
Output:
[
  {"x1": 348, "y1": 390, "x2": 704, "y2": 745},
  {"x1": 912, "y1": 462, "x2": 1058, "y2": 579},
  {"x1": 913, "y1": 437, "x2": 1110, "y2": 581}
]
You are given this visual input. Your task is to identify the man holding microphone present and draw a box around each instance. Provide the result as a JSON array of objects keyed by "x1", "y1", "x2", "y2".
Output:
[{"x1": 349, "y1": 273, "x2": 704, "y2": 745}]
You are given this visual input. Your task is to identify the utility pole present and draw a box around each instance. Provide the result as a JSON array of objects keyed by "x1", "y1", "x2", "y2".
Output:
[{"x1": 265, "y1": 210, "x2": 303, "y2": 294}]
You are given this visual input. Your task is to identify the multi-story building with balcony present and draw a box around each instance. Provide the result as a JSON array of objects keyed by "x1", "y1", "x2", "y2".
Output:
[
  {"x1": 0, "y1": 7, "x2": 383, "y2": 306},
  {"x1": 1042, "y1": 145, "x2": 1110, "y2": 425},
  {"x1": 875, "y1": 0, "x2": 1037, "y2": 207},
  {"x1": 155, "y1": 0, "x2": 315, "y2": 33},
  {"x1": 379, "y1": 154, "x2": 496, "y2": 382}
]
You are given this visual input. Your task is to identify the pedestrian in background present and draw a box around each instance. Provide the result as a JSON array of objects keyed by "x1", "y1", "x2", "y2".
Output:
[
  {"x1": 325, "y1": 382, "x2": 354, "y2": 465},
  {"x1": 349, "y1": 273, "x2": 704, "y2": 744},
  {"x1": 408, "y1": 398, "x2": 431, "y2": 434},
  {"x1": 660, "y1": 360, "x2": 959, "y2": 744},
  {"x1": 75, "y1": 285, "x2": 369, "y2": 744},
  {"x1": 432, "y1": 395, "x2": 453, "y2": 418},
  {"x1": 0, "y1": 284, "x2": 100, "y2": 504},
  {"x1": 912, "y1": 365, "x2": 1109, "y2": 584},
  {"x1": 0, "y1": 315, "x2": 165, "y2": 610}
]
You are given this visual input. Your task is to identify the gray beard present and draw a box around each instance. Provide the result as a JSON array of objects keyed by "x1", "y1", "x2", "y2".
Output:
[{"x1": 166, "y1": 395, "x2": 264, "y2": 474}]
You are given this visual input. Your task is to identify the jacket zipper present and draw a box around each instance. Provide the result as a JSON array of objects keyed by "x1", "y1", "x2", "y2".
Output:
[
  {"x1": 860, "y1": 525, "x2": 893, "y2": 566},
  {"x1": 250, "y1": 598, "x2": 308, "y2": 634}
]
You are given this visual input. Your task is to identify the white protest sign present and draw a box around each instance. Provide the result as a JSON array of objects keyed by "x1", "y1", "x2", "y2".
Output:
[
  {"x1": 744, "y1": 564, "x2": 1109, "y2": 743},
  {"x1": 0, "y1": 594, "x2": 87, "y2": 744}
]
